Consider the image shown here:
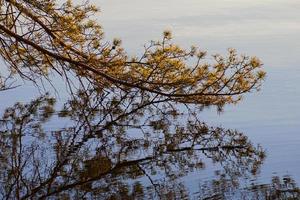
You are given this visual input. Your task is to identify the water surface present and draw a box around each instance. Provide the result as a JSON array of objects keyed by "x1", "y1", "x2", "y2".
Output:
[
  {"x1": 97, "y1": 0, "x2": 300, "y2": 183},
  {"x1": 1, "y1": 0, "x2": 300, "y2": 199}
]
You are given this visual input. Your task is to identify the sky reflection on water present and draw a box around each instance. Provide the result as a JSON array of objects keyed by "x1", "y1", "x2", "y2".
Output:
[
  {"x1": 96, "y1": 0, "x2": 300, "y2": 188},
  {"x1": 1, "y1": 0, "x2": 300, "y2": 199}
]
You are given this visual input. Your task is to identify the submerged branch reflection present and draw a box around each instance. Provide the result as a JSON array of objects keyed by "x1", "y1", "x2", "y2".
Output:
[{"x1": 0, "y1": 85, "x2": 269, "y2": 199}]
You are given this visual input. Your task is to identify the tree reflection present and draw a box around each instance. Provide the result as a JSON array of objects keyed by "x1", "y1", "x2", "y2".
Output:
[
  {"x1": 196, "y1": 175, "x2": 300, "y2": 200},
  {"x1": 0, "y1": 85, "x2": 269, "y2": 199},
  {"x1": 248, "y1": 176, "x2": 300, "y2": 200}
]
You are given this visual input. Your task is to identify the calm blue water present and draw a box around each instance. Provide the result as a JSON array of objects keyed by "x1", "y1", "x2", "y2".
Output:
[
  {"x1": 2, "y1": 0, "x2": 300, "y2": 198},
  {"x1": 96, "y1": 0, "x2": 300, "y2": 184}
]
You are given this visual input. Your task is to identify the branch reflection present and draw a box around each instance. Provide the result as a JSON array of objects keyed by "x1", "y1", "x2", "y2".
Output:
[{"x1": 0, "y1": 86, "x2": 271, "y2": 199}]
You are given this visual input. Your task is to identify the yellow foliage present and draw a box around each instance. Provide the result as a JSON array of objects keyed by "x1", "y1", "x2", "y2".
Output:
[{"x1": 0, "y1": 0, "x2": 265, "y2": 107}]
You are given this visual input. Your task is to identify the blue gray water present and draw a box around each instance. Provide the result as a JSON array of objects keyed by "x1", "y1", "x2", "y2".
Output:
[
  {"x1": 96, "y1": 0, "x2": 300, "y2": 183},
  {"x1": 1, "y1": 0, "x2": 300, "y2": 198}
]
